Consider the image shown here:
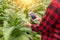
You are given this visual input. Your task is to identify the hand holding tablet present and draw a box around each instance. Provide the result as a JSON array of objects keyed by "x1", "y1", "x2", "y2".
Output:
[{"x1": 29, "y1": 12, "x2": 41, "y2": 21}]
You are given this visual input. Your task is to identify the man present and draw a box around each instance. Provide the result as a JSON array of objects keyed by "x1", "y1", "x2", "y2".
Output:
[{"x1": 25, "y1": 0, "x2": 60, "y2": 40}]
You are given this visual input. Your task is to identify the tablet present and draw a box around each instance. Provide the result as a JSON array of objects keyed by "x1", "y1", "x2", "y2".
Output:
[{"x1": 29, "y1": 12, "x2": 37, "y2": 20}]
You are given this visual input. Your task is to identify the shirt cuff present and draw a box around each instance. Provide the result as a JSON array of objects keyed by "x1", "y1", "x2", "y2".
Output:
[{"x1": 31, "y1": 24, "x2": 39, "y2": 32}]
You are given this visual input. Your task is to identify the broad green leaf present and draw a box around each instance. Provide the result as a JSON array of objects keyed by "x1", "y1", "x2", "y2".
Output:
[
  {"x1": 0, "y1": 17, "x2": 5, "y2": 21},
  {"x1": 20, "y1": 27, "x2": 32, "y2": 32},
  {"x1": 17, "y1": 35, "x2": 29, "y2": 40},
  {"x1": 3, "y1": 27, "x2": 15, "y2": 40},
  {"x1": 3, "y1": 21, "x2": 9, "y2": 27},
  {"x1": 11, "y1": 27, "x2": 24, "y2": 37}
]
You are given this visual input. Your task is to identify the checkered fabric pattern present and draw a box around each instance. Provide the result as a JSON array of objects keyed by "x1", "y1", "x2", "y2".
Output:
[{"x1": 31, "y1": 0, "x2": 60, "y2": 40}]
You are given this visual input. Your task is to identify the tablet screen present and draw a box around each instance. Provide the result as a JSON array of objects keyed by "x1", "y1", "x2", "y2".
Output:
[{"x1": 29, "y1": 12, "x2": 37, "y2": 20}]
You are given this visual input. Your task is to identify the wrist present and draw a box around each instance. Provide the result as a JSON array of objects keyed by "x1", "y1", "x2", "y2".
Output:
[
  {"x1": 29, "y1": 24, "x2": 32, "y2": 27},
  {"x1": 36, "y1": 16, "x2": 40, "y2": 21},
  {"x1": 39, "y1": 18, "x2": 41, "y2": 21}
]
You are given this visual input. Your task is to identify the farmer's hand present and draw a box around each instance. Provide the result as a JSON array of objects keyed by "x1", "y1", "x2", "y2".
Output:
[
  {"x1": 25, "y1": 21, "x2": 32, "y2": 27},
  {"x1": 36, "y1": 16, "x2": 41, "y2": 21}
]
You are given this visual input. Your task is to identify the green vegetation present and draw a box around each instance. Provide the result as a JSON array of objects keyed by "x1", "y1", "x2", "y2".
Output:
[{"x1": 0, "y1": 0, "x2": 51, "y2": 40}]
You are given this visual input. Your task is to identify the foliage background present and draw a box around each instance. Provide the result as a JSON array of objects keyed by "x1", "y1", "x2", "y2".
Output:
[{"x1": 0, "y1": 0, "x2": 51, "y2": 40}]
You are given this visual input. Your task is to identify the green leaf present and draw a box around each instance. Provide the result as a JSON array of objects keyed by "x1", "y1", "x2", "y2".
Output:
[
  {"x1": 3, "y1": 21, "x2": 9, "y2": 27},
  {"x1": 20, "y1": 27, "x2": 32, "y2": 32},
  {"x1": 11, "y1": 27, "x2": 24, "y2": 37},
  {"x1": 3, "y1": 27, "x2": 15, "y2": 40},
  {"x1": 17, "y1": 35, "x2": 30, "y2": 40},
  {"x1": 0, "y1": 17, "x2": 5, "y2": 20}
]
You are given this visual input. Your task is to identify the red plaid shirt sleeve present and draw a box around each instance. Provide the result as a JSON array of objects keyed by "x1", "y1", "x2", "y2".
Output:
[{"x1": 31, "y1": 2, "x2": 59, "y2": 33}]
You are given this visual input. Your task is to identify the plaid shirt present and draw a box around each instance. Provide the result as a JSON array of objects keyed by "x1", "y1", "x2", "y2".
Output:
[{"x1": 31, "y1": 0, "x2": 60, "y2": 40}]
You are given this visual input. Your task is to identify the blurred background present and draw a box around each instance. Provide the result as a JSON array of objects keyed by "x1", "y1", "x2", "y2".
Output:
[{"x1": 0, "y1": 0, "x2": 51, "y2": 40}]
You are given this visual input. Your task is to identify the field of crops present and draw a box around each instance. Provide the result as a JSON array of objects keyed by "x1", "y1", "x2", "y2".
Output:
[{"x1": 0, "y1": 0, "x2": 51, "y2": 40}]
